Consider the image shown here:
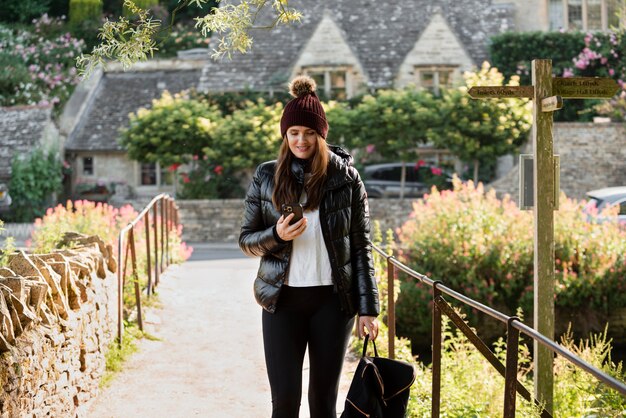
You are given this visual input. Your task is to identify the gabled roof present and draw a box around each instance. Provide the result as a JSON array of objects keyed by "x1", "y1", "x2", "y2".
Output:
[
  {"x1": 198, "y1": 0, "x2": 515, "y2": 92},
  {"x1": 66, "y1": 69, "x2": 202, "y2": 152},
  {"x1": 0, "y1": 106, "x2": 52, "y2": 182}
]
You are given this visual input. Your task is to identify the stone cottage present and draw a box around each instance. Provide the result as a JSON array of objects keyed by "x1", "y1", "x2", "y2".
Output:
[{"x1": 3, "y1": 0, "x2": 620, "y2": 201}]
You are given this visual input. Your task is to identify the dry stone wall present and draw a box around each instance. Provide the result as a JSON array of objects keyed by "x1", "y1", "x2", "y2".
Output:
[
  {"x1": 0, "y1": 233, "x2": 117, "y2": 418},
  {"x1": 178, "y1": 199, "x2": 415, "y2": 244}
]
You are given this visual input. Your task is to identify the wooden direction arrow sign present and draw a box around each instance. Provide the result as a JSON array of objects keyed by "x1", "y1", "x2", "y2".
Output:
[
  {"x1": 552, "y1": 77, "x2": 620, "y2": 98},
  {"x1": 467, "y1": 85, "x2": 534, "y2": 98}
]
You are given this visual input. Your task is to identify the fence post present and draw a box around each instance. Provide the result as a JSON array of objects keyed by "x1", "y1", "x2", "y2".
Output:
[
  {"x1": 144, "y1": 211, "x2": 153, "y2": 296},
  {"x1": 128, "y1": 228, "x2": 143, "y2": 331},
  {"x1": 164, "y1": 197, "x2": 170, "y2": 266},
  {"x1": 387, "y1": 255, "x2": 396, "y2": 359},
  {"x1": 432, "y1": 281, "x2": 443, "y2": 418},
  {"x1": 160, "y1": 197, "x2": 165, "y2": 273},
  {"x1": 504, "y1": 317, "x2": 521, "y2": 418},
  {"x1": 117, "y1": 233, "x2": 124, "y2": 344},
  {"x1": 153, "y1": 204, "x2": 160, "y2": 288}
]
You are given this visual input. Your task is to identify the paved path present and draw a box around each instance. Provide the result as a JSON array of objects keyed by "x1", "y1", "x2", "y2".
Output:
[{"x1": 87, "y1": 244, "x2": 356, "y2": 418}]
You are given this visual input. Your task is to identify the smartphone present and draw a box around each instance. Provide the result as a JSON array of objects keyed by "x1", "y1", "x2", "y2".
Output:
[{"x1": 281, "y1": 203, "x2": 304, "y2": 225}]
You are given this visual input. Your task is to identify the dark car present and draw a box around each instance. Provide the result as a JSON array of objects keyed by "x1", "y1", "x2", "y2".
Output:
[
  {"x1": 584, "y1": 186, "x2": 626, "y2": 224},
  {"x1": 363, "y1": 162, "x2": 454, "y2": 198},
  {"x1": 0, "y1": 183, "x2": 11, "y2": 213}
]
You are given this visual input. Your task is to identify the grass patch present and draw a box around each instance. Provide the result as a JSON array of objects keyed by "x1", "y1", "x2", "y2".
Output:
[{"x1": 100, "y1": 323, "x2": 142, "y2": 388}]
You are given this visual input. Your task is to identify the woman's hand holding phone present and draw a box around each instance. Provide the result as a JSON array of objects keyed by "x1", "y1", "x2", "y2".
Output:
[{"x1": 276, "y1": 204, "x2": 307, "y2": 241}]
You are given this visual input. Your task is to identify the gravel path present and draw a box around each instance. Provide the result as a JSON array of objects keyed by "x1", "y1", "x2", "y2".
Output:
[{"x1": 86, "y1": 247, "x2": 357, "y2": 418}]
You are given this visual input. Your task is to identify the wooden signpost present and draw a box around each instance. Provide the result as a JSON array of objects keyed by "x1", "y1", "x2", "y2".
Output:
[{"x1": 469, "y1": 59, "x2": 620, "y2": 414}]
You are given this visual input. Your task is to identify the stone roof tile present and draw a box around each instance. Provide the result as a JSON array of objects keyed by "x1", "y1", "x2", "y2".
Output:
[
  {"x1": 66, "y1": 70, "x2": 201, "y2": 151},
  {"x1": 198, "y1": 0, "x2": 514, "y2": 92}
]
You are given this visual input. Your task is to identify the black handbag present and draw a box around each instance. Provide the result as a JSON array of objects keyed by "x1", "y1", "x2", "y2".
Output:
[{"x1": 341, "y1": 334, "x2": 416, "y2": 418}]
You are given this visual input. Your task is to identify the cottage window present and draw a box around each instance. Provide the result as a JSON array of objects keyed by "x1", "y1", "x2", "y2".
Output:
[
  {"x1": 82, "y1": 157, "x2": 94, "y2": 176},
  {"x1": 549, "y1": 0, "x2": 620, "y2": 31},
  {"x1": 302, "y1": 67, "x2": 351, "y2": 100},
  {"x1": 415, "y1": 66, "x2": 455, "y2": 96},
  {"x1": 140, "y1": 162, "x2": 173, "y2": 186}
]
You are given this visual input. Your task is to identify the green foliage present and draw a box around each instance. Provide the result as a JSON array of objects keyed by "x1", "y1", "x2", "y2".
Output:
[
  {"x1": 176, "y1": 159, "x2": 244, "y2": 199},
  {"x1": 0, "y1": 52, "x2": 35, "y2": 106},
  {"x1": 192, "y1": 89, "x2": 290, "y2": 115},
  {"x1": 489, "y1": 31, "x2": 585, "y2": 86},
  {"x1": 154, "y1": 23, "x2": 210, "y2": 56},
  {"x1": 554, "y1": 326, "x2": 626, "y2": 415},
  {"x1": 0, "y1": 221, "x2": 16, "y2": 268},
  {"x1": 69, "y1": 0, "x2": 102, "y2": 25},
  {"x1": 120, "y1": 90, "x2": 221, "y2": 166},
  {"x1": 396, "y1": 179, "x2": 626, "y2": 349},
  {"x1": 407, "y1": 316, "x2": 625, "y2": 416},
  {"x1": 101, "y1": 322, "x2": 141, "y2": 387},
  {"x1": 348, "y1": 88, "x2": 440, "y2": 162},
  {"x1": 205, "y1": 99, "x2": 283, "y2": 171},
  {"x1": 0, "y1": 0, "x2": 51, "y2": 23},
  {"x1": 123, "y1": 0, "x2": 158, "y2": 15},
  {"x1": 433, "y1": 62, "x2": 532, "y2": 182},
  {"x1": 6, "y1": 148, "x2": 63, "y2": 223},
  {"x1": 488, "y1": 30, "x2": 626, "y2": 121},
  {"x1": 166, "y1": 0, "x2": 217, "y2": 24},
  {"x1": 78, "y1": 0, "x2": 301, "y2": 75}
]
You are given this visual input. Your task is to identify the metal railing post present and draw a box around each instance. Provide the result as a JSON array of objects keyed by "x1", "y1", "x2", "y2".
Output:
[
  {"x1": 144, "y1": 211, "x2": 152, "y2": 296},
  {"x1": 432, "y1": 280, "x2": 443, "y2": 418},
  {"x1": 387, "y1": 255, "x2": 396, "y2": 359},
  {"x1": 117, "y1": 233, "x2": 124, "y2": 344},
  {"x1": 160, "y1": 198, "x2": 165, "y2": 273},
  {"x1": 153, "y1": 204, "x2": 160, "y2": 287},
  {"x1": 504, "y1": 317, "x2": 521, "y2": 418},
  {"x1": 128, "y1": 228, "x2": 143, "y2": 331}
]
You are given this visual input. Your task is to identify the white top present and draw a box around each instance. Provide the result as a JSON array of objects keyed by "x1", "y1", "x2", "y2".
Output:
[{"x1": 286, "y1": 208, "x2": 333, "y2": 287}]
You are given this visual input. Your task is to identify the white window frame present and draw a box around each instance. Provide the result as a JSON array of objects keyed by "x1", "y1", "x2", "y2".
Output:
[
  {"x1": 414, "y1": 65, "x2": 457, "y2": 96},
  {"x1": 552, "y1": 0, "x2": 616, "y2": 31},
  {"x1": 301, "y1": 66, "x2": 353, "y2": 99},
  {"x1": 137, "y1": 162, "x2": 173, "y2": 187}
]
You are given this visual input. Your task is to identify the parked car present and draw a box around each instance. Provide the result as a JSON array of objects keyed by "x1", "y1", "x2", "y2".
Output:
[
  {"x1": 0, "y1": 183, "x2": 11, "y2": 213},
  {"x1": 584, "y1": 186, "x2": 626, "y2": 224},
  {"x1": 362, "y1": 162, "x2": 454, "y2": 198}
]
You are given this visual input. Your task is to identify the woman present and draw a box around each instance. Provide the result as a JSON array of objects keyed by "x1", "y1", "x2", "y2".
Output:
[{"x1": 239, "y1": 75, "x2": 379, "y2": 418}]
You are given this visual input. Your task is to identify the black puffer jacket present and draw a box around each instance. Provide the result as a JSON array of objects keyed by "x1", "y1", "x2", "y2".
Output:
[{"x1": 239, "y1": 146, "x2": 379, "y2": 317}]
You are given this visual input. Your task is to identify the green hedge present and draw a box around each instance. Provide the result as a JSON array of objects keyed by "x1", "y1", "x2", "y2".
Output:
[{"x1": 69, "y1": 0, "x2": 102, "y2": 25}]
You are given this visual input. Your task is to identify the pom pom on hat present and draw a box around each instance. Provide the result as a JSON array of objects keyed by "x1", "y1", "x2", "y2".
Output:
[
  {"x1": 289, "y1": 75, "x2": 317, "y2": 98},
  {"x1": 281, "y1": 75, "x2": 328, "y2": 138}
]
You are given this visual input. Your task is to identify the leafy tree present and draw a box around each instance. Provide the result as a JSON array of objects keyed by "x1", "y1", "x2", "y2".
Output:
[
  {"x1": 5, "y1": 147, "x2": 63, "y2": 222},
  {"x1": 119, "y1": 90, "x2": 221, "y2": 166},
  {"x1": 204, "y1": 98, "x2": 283, "y2": 171},
  {"x1": 349, "y1": 88, "x2": 440, "y2": 198},
  {"x1": 77, "y1": 0, "x2": 302, "y2": 75},
  {"x1": 431, "y1": 62, "x2": 532, "y2": 183}
]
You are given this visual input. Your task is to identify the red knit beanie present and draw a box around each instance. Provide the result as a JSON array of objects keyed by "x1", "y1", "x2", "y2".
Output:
[{"x1": 280, "y1": 76, "x2": 329, "y2": 139}]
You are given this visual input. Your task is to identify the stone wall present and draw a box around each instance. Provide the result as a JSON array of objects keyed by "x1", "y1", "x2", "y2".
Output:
[
  {"x1": 0, "y1": 233, "x2": 117, "y2": 417},
  {"x1": 0, "y1": 106, "x2": 59, "y2": 183},
  {"x1": 178, "y1": 198, "x2": 415, "y2": 244},
  {"x1": 489, "y1": 122, "x2": 626, "y2": 202}
]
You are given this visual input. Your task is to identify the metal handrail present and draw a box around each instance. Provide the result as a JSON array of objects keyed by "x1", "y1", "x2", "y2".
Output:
[
  {"x1": 117, "y1": 194, "x2": 179, "y2": 343},
  {"x1": 372, "y1": 243, "x2": 626, "y2": 417}
]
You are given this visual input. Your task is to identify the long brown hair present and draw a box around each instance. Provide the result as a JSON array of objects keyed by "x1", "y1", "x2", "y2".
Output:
[{"x1": 272, "y1": 135, "x2": 329, "y2": 211}]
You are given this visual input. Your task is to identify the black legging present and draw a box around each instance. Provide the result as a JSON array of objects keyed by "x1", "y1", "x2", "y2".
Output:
[{"x1": 262, "y1": 285, "x2": 355, "y2": 418}]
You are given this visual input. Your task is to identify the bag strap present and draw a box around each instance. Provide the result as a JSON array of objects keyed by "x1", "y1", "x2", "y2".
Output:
[{"x1": 362, "y1": 334, "x2": 379, "y2": 358}]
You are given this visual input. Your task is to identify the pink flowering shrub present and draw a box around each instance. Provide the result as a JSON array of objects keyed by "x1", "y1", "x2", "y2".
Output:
[
  {"x1": 30, "y1": 200, "x2": 193, "y2": 311},
  {"x1": 0, "y1": 15, "x2": 84, "y2": 108},
  {"x1": 396, "y1": 178, "x2": 626, "y2": 348}
]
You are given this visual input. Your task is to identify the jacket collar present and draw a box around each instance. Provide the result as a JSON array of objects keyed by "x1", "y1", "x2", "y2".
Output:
[{"x1": 288, "y1": 145, "x2": 353, "y2": 190}]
